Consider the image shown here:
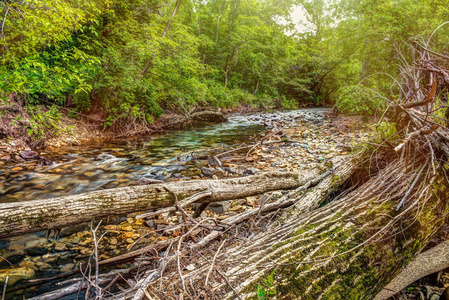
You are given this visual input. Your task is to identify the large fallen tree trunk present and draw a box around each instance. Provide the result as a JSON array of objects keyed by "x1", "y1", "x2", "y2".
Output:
[
  {"x1": 139, "y1": 155, "x2": 448, "y2": 300},
  {"x1": 0, "y1": 170, "x2": 325, "y2": 239}
]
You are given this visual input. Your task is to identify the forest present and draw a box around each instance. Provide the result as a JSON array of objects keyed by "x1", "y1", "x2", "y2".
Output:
[
  {"x1": 1, "y1": 0, "x2": 449, "y2": 299},
  {"x1": 0, "y1": 0, "x2": 446, "y2": 139}
]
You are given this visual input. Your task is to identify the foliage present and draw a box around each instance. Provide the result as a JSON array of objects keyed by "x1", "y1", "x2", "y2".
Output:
[
  {"x1": 257, "y1": 270, "x2": 277, "y2": 299},
  {"x1": 433, "y1": 95, "x2": 449, "y2": 126},
  {"x1": 1, "y1": 0, "x2": 448, "y2": 141},
  {"x1": 10, "y1": 105, "x2": 64, "y2": 142},
  {"x1": 335, "y1": 85, "x2": 385, "y2": 115},
  {"x1": 372, "y1": 121, "x2": 397, "y2": 144}
]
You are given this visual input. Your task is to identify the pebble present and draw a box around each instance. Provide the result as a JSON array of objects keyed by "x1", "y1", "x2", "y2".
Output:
[
  {"x1": 201, "y1": 167, "x2": 214, "y2": 177},
  {"x1": 122, "y1": 232, "x2": 134, "y2": 239},
  {"x1": 121, "y1": 226, "x2": 133, "y2": 232},
  {"x1": 243, "y1": 168, "x2": 258, "y2": 176},
  {"x1": 19, "y1": 150, "x2": 39, "y2": 160},
  {"x1": 104, "y1": 225, "x2": 118, "y2": 230},
  {"x1": 60, "y1": 263, "x2": 74, "y2": 273},
  {"x1": 54, "y1": 243, "x2": 67, "y2": 251},
  {"x1": 212, "y1": 168, "x2": 226, "y2": 178},
  {"x1": 0, "y1": 267, "x2": 35, "y2": 286}
]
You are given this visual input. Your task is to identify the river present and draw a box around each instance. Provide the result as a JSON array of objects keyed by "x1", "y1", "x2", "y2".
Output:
[{"x1": 0, "y1": 108, "x2": 329, "y2": 299}]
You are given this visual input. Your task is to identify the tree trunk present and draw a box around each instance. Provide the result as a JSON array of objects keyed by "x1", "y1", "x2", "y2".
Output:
[
  {"x1": 145, "y1": 158, "x2": 449, "y2": 300},
  {"x1": 140, "y1": 0, "x2": 184, "y2": 76},
  {"x1": 224, "y1": 41, "x2": 244, "y2": 87},
  {"x1": 0, "y1": 170, "x2": 322, "y2": 239}
]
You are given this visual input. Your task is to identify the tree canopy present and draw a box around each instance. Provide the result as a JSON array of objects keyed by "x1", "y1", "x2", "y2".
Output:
[{"x1": 1, "y1": 0, "x2": 448, "y2": 132}]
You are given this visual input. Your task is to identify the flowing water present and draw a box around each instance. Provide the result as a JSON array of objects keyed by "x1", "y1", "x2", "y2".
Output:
[{"x1": 0, "y1": 108, "x2": 329, "y2": 298}]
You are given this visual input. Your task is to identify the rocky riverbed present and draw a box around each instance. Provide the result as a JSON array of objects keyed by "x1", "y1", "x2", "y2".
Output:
[
  {"x1": 0, "y1": 109, "x2": 374, "y2": 297},
  {"x1": 1, "y1": 109, "x2": 446, "y2": 299}
]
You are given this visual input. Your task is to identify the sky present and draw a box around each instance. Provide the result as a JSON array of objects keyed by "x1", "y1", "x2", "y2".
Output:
[{"x1": 290, "y1": 5, "x2": 311, "y2": 33}]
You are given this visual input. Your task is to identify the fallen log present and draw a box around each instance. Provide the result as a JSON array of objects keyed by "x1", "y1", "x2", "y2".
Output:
[
  {"x1": 0, "y1": 170, "x2": 322, "y2": 239},
  {"x1": 139, "y1": 156, "x2": 449, "y2": 299},
  {"x1": 375, "y1": 240, "x2": 449, "y2": 300},
  {"x1": 24, "y1": 157, "x2": 360, "y2": 300}
]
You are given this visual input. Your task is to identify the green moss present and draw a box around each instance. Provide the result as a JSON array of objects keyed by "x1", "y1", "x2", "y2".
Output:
[{"x1": 330, "y1": 175, "x2": 341, "y2": 186}]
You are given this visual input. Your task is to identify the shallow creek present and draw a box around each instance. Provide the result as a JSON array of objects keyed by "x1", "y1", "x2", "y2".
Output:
[{"x1": 0, "y1": 108, "x2": 329, "y2": 298}]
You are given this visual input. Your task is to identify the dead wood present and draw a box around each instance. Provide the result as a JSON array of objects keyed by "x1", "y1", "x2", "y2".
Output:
[
  {"x1": 375, "y1": 240, "x2": 449, "y2": 300},
  {"x1": 141, "y1": 153, "x2": 448, "y2": 300},
  {"x1": 0, "y1": 171, "x2": 318, "y2": 239}
]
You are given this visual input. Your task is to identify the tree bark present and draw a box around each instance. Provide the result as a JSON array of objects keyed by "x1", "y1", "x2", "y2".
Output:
[
  {"x1": 375, "y1": 240, "x2": 449, "y2": 300},
  {"x1": 0, "y1": 170, "x2": 321, "y2": 239}
]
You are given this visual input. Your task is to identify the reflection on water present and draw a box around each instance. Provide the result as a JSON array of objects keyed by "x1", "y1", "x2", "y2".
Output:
[
  {"x1": 0, "y1": 116, "x2": 265, "y2": 203},
  {"x1": 0, "y1": 109, "x2": 329, "y2": 299}
]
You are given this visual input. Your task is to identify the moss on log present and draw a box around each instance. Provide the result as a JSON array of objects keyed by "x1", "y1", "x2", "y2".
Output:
[{"x1": 147, "y1": 158, "x2": 448, "y2": 300}]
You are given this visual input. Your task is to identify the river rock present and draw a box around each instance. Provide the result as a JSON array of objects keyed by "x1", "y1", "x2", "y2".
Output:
[
  {"x1": 208, "y1": 201, "x2": 231, "y2": 214},
  {"x1": 243, "y1": 168, "x2": 259, "y2": 176},
  {"x1": 208, "y1": 155, "x2": 222, "y2": 167},
  {"x1": 0, "y1": 155, "x2": 11, "y2": 161},
  {"x1": 0, "y1": 267, "x2": 35, "y2": 286},
  {"x1": 14, "y1": 155, "x2": 25, "y2": 162},
  {"x1": 120, "y1": 225, "x2": 133, "y2": 232},
  {"x1": 41, "y1": 253, "x2": 59, "y2": 264},
  {"x1": 104, "y1": 225, "x2": 118, "y2": 231},
  {"x1": 122, "y1": 232, "x2": 134, "y2": 239},
  {"x1": 18, "y1": 259, "x2": 37, "y2": 270},
  {"x1": 223, "y1": 166, "x2": 236, "y2": 174},
  {"x1": 54, "y1": 242, "x2": 67, "y2": 251},
  {"x1": 19, "y1": 150, "x2": 39, "y2": 160},
  {"x1": 136, "y1": 177, "x2": 163, "y2": 185},
  {"x1": 245, "y1": 196, "x2": 258, "y2": 207},
  {"x1": 212, "y1": 168, "x2": 226, "y2": 178},
  {"x1": 1, "y1": 251, "x2": 25, "y2": 267},
  {"x1": 60, "y1": 263, "x2": 74, "y2": 273},
  {"x1": 201, "y1": 167, "x2": 214, "y2": 177}
]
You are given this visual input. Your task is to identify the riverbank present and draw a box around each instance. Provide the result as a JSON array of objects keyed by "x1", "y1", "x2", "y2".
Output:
[
  {"x1": 2, "y1": 108, "x2": 447, "y2": 299},
  {"x1": 0, "y1": 108, "x2": 373, "y2": 298},
  {"x1": 0, "y1": 102, "x2": 322, "y2": 153}
]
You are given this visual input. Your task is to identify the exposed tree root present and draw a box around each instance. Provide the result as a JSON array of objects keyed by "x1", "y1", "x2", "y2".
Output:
[{"x1": 375, "y1": 240, "x2": 449, "y2": 300}]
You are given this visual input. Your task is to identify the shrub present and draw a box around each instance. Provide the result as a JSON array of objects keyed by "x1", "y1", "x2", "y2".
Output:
[{"x1": 335, "y1": 85, "x2": 385, "y2": 115}]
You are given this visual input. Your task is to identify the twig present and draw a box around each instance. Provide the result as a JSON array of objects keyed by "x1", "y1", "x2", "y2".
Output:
[
  {"x1": 176, "y1": 236, "x2": 187, "y2": 294},
  {"x1": 136, "y1": 191, "x2": 212, "y2": 220},
  {"x1": 195, "y1": 249, "x2": 243, "y2": 300},
  {"x1": 162, "y1": 186, "x2": 198, "y2": 225},
  {"x1": 395, "y1": 159, "x2": 429, "y2": 211},
  {"x1": 205, "y1": 239, "x2": 227, "y2": 286},
  {"x1": 1, "y1": 276, "x2": 7, "y2": 300}
]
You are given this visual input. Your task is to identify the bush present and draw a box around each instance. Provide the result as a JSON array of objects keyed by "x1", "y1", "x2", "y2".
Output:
[{"x1": 335, "y1": 85, "x2": 385, "y2": 115}]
